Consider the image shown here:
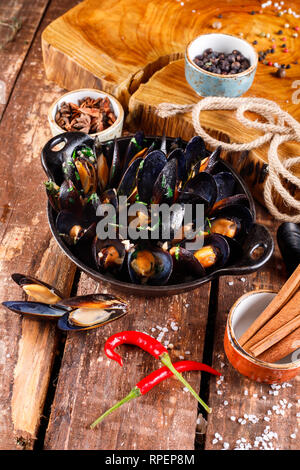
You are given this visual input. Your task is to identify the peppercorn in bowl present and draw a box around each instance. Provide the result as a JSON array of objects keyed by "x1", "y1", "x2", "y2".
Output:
[
  {"x1": 185, "y1": 33, "x2": 258, "y2": 97},
  {"x1": 48, "y1": 89, "x2": 124, "y2": 141}
]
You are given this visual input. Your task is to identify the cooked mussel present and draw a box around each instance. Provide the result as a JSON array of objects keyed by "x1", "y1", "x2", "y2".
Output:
[
  {"x1": 128, "y1": 245, "x2": 173, "y2": 285},
  {"x1": 11, "y1": 273, "x2": 63, "y2": 304},
  {"x1": 208, "y1": 204, "x2": 253, "y2": 241},
  {"x1": 169, "y1": 246, "x2": 205, "y2": 282},
  {"x1": 92, "y1": 237, "x2": 126, "y2": 274},
  {"x1": 191, "y1": 234, "x2": 230, "y2": 270},
  {"x1": 57, "y1": 294, "x2": 127, "y2": 331}
]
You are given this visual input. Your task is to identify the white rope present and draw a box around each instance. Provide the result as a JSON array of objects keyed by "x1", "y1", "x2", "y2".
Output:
[{"x1": 156, "y1": 97, "x2": 300, "y2": 223}]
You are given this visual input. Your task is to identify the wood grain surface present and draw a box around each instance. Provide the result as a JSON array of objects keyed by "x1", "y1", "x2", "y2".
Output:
[
  {"x1": 128, "y1": 57, "x2": 300, "y2": 214},
  {"x1": 0, "y1": 0, "x2": 299, "y2": 451},
  {"x1": 44, "y1": 275, "x2": 211, "y2": 450},
  {"x1": 204, "y1": 206, "x2": 300, "y2": 450},
  {"x1": 0, "y1": 0, "x2": 77, "y2": 450}
]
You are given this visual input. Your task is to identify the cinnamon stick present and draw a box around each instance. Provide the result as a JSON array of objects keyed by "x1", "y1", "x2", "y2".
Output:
[
  {"x1": 249, "y1": 314, "x2": 300, "y2": 357},
  {"x1": 258, "y1": 327, "x2": 300, "y2": 363},
  {"x1": 243, "y1": 289, "x2": 300, "y2": 352},
  {"x1": 238, "y1": 264, "x2": 300, "y2": 347}
]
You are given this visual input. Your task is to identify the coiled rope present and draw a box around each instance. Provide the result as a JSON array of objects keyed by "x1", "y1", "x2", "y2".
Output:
[{"x1": 156, "y1": 97, "x2": 300, "y2": 222}]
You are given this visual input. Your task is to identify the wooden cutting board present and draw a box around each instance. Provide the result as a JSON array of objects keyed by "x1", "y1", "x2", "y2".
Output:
[{"x1": 42, "y1": 0, "x2": 300, "y2": 213}]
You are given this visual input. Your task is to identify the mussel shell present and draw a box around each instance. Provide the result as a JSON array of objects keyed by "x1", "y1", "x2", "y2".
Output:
[
  {"x1": 277, "y1": 222, "x2": 300, "y2": 276},
  {"x1": 109, "y1": 138, "x2": 122, "y2": 188},
  {"x1": 2, "y1": 301, "x2": 67, "y2": 318},
  {"x1": 169, "y1": 246, "x2": 205, "y2": 282},
  {"x1": 152, "y1": 158, "x2": 177, "y2": 205},
  {"x1": 57, "y1": 293, "x2": 127, "y2": 331},
  {"x1": 123, "y1": 131, "x2": 146, "y2": 170},
  {"x1": 11, "y1": 273, "x2": 63, "y2": 304},
  {"x1": 184, "y1": 136, "x2": 207, "y2": 174},
  {"x1": 57, "y1": 293, "x2": 127, "y2": 310},
  {"x1": 92, "y1": 237, "x2": 126, "y2": 274},
  {"x1": 117, "y1": 157, "x2": 143, "y2": 197},
  {"x1": 213, "y1": 172, "x2": 236, "y2": 202},
  {"x1": 59, "y1": 180, "x2": 83, "y2": 214},
  {"x1": 209, "y1": 204, "x2": 254, "y2": 241},
  {"x1": 137, "y1": 150, "x2": 167, "y2": 204},
  {"x1": 202, "y1": 146, "x2": 221, "y2": 174},
  {"x1": 180, "y1": 172, "x2": 218, "y2": 213},
  {"x1": 189, "y1": 233, "x2": 230, "y2": 270},
  {"x1": 209, "y1": 194, "x2": 249, "y2": 214},
  {"x1": 168, "y1": 147, "x2": 187, "y2": 183},
  {"x1": 127, "y1": 245, "x2": 173, "y2": 285},
  {"x1": 56, "y1": 210, "x2": 84, "y2": 244},
  {"x1": 75, "y1": 155, "x2": 97, "y2": 196}
]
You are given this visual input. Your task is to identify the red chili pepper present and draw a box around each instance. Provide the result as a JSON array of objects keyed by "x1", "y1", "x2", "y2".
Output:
[
  {"x1": 90, "y1": 361, "x2": 220, "y2": 428},
  {"x1": 104, "y1": 330, "x2": 211, "y2": 413},
  {"x1": 104, "y1": 330, "x2": 167, "y2": 366}
]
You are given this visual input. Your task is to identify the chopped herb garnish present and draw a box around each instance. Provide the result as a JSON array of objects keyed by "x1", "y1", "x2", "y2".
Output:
[
  {"x1": 175, "y1": 246, "x2": 180, "y2": 261},
  {"x1": 161, "y1": 174, "x2": 167, "y2": 188}
]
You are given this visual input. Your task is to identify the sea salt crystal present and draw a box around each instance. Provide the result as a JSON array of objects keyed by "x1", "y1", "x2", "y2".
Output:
[
  {"x1": 217, "y1": 390, "x2": 223, "y2": 395},
  {"x1": 224, "y1": 401, "x2": 228, "y2": 406},
  {"x1": 223, "y1": 442, "x2": 230, "y2": 450},
  {"x1": 228, "y1": 281, "x2": 234, "y2": 286},
  {"x1": 290, "y1": 434, "x2": 296, "y2": 439},
  {"x1": 212, "y1": 438, "x2": 218, "y2": 445},
  {"x1": 230, "y1": 416, "x2": 236, "y2": 421},
  {"x1": 244, "y1": 390, "x2": 248, "y2": 396}
]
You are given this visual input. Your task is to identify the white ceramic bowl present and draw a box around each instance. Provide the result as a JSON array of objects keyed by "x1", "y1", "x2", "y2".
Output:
[
  {"x1": 185, "y1": 33, "x2": 258, "y2": 97},
  {"x1": 48, "y1": 89, "x2": 124, "y2": 141}
]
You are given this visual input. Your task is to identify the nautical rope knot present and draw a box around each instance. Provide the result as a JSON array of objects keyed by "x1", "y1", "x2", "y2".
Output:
[{"x1": 156, "y1": 97, "x2": 300, "y2": 223}]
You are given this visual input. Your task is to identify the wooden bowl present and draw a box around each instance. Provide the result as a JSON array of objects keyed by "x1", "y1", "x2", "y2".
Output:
[
  {"x1": 224, "y1": 290, "x2": 300, "y2": 383},
  {"x1": 48, "y1": 88, "x2": 124, "y2": 141}
]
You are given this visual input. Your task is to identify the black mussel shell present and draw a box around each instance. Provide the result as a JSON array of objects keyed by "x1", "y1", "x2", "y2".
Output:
[
  {"x1": 277, "y1": 223, "x2": 300, "y2": 276},
  {"x1": 2, "y1": 301, "x2": 67, "y2": 319},
  {"x1": 123, "y1": 131, "x2": 146, "y2": 170},
  {"x1": 57, "y1": 293, "x2": 127, "y2": 331},
  {"x1": 203, "y1": 146, "x2": 221, "y2": 174},
  {"x1": 209, "y1": 194, "x2": 249, "y2": 214},
  {"x1": 180, "y1": 172, "x2": 218, "y2": 213},
  {"x1": 168, "y1": 148, "x2": 187, "y2": 183},
  {"x1": 117, "y1": 157, "x2": 143, "y2": 198},
  {"x1": 152, "y1": 157, "x2": 177, "y2": 205},
  {"x1": 213, "y1": 172, "x2": 236, "y2": 202},
  {"x1": 209, "y1": 204, "x2": 254, "y2": 241},
  {"x1": 137, "y1": 150, "x2": 167, "y2": 204},
  {"x1": 92, "y1": 237, "x2": 126, "y2": 274},
  {"x1": 109, "y1": 138, "x2": 122, "y2": 188},
  {"x1": 11, "y1": 273, "x2": 63, "y2": 304},
  {"x1": 169, "y1": 246, "x2": 205, "y2": 282},
  {"x1": 74, "y1": 155, "x2": 97, "y2": 196},
  {"x1": 161, "y1": 202, "x2": 185, "y2": 242},
  {"x1": 127, "y1": 245, "x2": 173, "y2": 285},
  {"x1": 59, "y1": 179, "x2": 83, "y2": 214},
  {"x1": 189, "y1": 233, "x2": 230, "y2": 270},
  {"x1": 184, "y1": 136, "x2": 207, "y2": 174}
]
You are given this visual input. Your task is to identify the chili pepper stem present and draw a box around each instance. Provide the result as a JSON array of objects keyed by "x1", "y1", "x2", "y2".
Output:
[
  {"x1": 160, "y1": 353, "x2": 212, "y2": 414},
  {"x1": 90, "y1": 386, "x2": 141, "y2": 429}
]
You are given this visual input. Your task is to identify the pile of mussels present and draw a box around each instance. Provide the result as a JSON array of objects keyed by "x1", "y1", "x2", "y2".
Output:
[{"x1": 45, "y1": 132, "x2": 254, "y2": 286}]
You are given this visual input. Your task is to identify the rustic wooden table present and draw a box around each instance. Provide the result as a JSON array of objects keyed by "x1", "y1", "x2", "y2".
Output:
[{"x1": 0, "y1": 0, "x2": 299, "y2": 451}]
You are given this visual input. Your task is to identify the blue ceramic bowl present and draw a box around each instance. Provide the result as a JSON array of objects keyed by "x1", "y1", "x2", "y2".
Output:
[{"x1": 185, "y1": 33, "x2": 258, "y2": 97}]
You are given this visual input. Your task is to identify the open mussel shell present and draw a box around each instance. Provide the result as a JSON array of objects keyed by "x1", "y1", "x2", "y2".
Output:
[
  {"x1": 209, "y1": 204, "x2": 254, "y2": 241},
  {"x1": 191, "y1": 234, "x2": 230, "y2": 271},
  {"x1": 11, "y1": 273, "x2": 63, "y2": 304},
  {"x1": 169, "y1": 246, "x2": 205, "y2": 282},
  {"x1": 57, "y1": 294, "x2": 127, "y2": 331},
  {"x1": 117, "y1": 157, "x2": 143, "y2": 197},
  {"x1": 2, "y1": 301, "x2": 67, "y2": 319},
  {"x1": 92, "y1": 237, "x2": 126, "y2": 274},
  {"x1": 127, "y1": 245, "x2": 173, "y2": 285},
  {"x1": 213, "y1": 172, "x2": 236, "y2": 202}
]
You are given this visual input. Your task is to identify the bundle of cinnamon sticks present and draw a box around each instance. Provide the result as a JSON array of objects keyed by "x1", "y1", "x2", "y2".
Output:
[{"x1": 238, "y1": 264, "x2": 300, "y2": 363}]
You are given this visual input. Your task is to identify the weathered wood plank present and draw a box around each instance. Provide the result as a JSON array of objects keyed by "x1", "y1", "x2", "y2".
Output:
[
  {"x1": 44, "y1": 275, "x2": 211, "y2": 450},
  {"x1": 0, "y1": 0, "x2": 79, "y2": 450},
  {"x1": 0, "y1": 0, "x2": 50, "y2": 120},
  {"x1": 204, "y1": 205, "x2": 300, "y2": 450}
]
